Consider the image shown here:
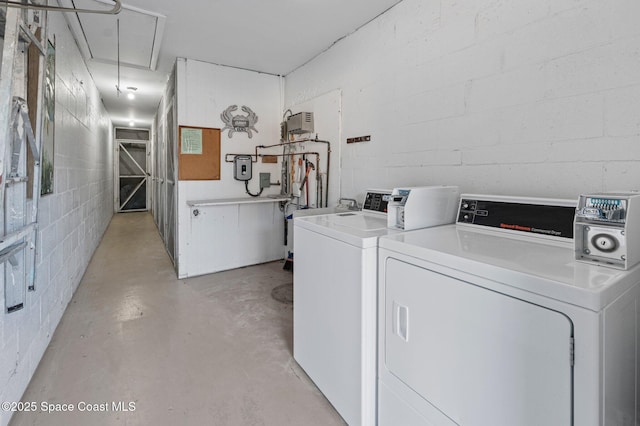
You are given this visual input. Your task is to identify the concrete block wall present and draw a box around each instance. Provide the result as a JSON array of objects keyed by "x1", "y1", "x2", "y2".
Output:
[
  {"x1": 284, "y1": 0, "x2": 640, "y2": 200},
  {"x1": 0, "y1": 12, "x2": 113, "y2": 426}
]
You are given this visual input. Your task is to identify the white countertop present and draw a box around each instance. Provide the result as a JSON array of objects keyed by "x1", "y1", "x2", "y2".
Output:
[{"x1": 187, "y1": 195, "x2": 290, "y2": 207}]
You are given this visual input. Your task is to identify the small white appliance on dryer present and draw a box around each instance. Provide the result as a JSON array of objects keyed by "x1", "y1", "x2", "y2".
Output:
[
  {"x1": 294, "y1": 186, "x2": 459, "y2": 425},
  {"x1": 377, "y1": 194, "x2": 640, "y2": 426}
]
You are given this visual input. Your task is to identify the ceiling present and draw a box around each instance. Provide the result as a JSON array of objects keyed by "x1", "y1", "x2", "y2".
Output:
[{"x1": 59, "y1": 0, "x2": 403, "y2": 129}]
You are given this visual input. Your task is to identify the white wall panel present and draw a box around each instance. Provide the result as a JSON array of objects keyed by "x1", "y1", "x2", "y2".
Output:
[{"x1": 175, "y1": 59, "x2": 282, "y2": 277}]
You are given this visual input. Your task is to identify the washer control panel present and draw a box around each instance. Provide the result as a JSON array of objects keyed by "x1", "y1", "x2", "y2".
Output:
[
  {"x1": 362, "y1": 191, "x2": 390, "y2": 214},
  {"x1": 575, "y1": 193, "x2": 640, "y2": 269}
]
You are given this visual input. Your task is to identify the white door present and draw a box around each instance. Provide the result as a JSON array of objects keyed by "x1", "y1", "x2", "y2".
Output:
[{"x1": 383, "y1": 258, "x2": 573, "y2": 426}]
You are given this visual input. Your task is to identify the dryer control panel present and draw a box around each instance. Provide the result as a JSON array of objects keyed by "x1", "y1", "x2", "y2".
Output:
[
  {"x1": 575, "y1": 192, "x2": 640, "y2": 269},
  {"x1": 457, "y1": 195, "x2": 576, "y2": 240}
]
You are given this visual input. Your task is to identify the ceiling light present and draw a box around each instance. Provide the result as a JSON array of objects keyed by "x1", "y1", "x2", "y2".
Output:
[{"x1": 126, "y1": 86, "x2": 137, "y2": 100}]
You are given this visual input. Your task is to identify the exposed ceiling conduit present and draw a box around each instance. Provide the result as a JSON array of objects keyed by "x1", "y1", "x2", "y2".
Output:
[{"x1": 0, "y1": 0, "x2": 122, "y2": 14}]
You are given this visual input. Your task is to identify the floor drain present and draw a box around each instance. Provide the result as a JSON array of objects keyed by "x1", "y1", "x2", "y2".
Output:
[{"x1": 271, "y1": 283, "x2": 293, "y2": 304}]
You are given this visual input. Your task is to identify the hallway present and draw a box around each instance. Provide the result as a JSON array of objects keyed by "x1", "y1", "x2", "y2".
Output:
[{"x1": 10, "y1": 213, "x2": 344, "y2": 426}]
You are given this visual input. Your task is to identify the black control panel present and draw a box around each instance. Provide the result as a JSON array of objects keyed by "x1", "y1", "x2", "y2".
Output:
[
  {"x1": 458, "y1": 198, "x2": 576, "y2": 239},
  {"x1": 363, "y1": 192, "x2": 389, "y2": 213}
]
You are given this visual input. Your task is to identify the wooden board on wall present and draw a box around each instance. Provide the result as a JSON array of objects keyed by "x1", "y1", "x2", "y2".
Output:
[
  {"x1": 26, "y1": 29, "x2": 41, "y2": 199},
  {"x1": 178, "y1": 126, "x2": 221, "y2": 180}
]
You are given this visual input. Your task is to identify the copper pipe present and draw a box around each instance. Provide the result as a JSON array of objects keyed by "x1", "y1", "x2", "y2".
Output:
[{"x1": 256, "y1": 138, "x2": 331, "y2": 207}]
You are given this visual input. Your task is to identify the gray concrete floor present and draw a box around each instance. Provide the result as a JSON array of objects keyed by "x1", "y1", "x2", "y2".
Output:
[{"x1": 10, "y1": 212, "x2": 345, "y2": 426}]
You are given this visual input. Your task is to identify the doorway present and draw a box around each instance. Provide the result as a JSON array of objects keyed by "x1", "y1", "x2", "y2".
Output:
[{"x1": 115, "y1": 128, "x2": 150, "y2": 212}]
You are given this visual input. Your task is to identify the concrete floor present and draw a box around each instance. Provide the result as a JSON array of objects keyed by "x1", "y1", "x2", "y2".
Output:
[{"x1": 10, "y1": 212, "x2": 345, "y2": 426}]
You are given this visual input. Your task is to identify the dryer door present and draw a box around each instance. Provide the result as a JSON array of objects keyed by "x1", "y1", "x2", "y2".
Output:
[{"x1": 384, "y1": 258, "x2": 573, "y2": 426}]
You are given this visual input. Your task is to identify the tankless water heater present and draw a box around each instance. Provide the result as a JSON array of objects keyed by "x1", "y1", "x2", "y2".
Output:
[{"x1": 286, "y1": 112, "x2": 314, "y2": 134}]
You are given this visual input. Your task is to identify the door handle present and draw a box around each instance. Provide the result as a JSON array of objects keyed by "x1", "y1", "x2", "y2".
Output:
[{"x1": 393, "y1": 301, "x2": 409, "y2": 342}]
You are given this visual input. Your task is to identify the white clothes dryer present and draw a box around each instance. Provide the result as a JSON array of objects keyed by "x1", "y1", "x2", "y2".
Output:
[{"x1": 377, "y1": 194, "x2": 640, "y2": 426}]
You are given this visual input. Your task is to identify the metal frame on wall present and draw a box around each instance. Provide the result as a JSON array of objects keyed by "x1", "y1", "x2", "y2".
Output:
[
  {"x1": 0, "y1": 6, "x2": 48, "y2": 313},
  {"x1": 40, "y1": 37, "x2": 54, "y2": 195}
]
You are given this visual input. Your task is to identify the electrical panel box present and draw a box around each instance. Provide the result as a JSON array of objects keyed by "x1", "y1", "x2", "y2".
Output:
[
  {"x1": 286, "y1": 112, "x2": 314, "y2": 134},
  {"x1": 575, "y1": 192, "x2": 640, "y2": 269},
  {"x1": 260, "y1": 173, "x2": 271, "y2": 189},
  {"x1": 234, "y1": 155, "x2": 252, "y2": 181}
]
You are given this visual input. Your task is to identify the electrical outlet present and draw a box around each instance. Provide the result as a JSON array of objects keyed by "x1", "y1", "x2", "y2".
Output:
[{"x1": 260, "y1": 173, "x2": 271, "y2": 189}]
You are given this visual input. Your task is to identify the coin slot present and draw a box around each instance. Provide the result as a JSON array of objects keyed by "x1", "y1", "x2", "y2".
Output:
[{"x1": 591, "y1": 233, "x2": 618, "y2": 253}]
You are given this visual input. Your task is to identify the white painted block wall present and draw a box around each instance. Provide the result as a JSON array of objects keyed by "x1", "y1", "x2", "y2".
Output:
[
  {"x1": 285, "y1": 0, "x2": 640, "y2": 200},
  {"x1": 175, "y1": 59, "x2": 283, "y2": 278},
  {"x1": 0, "y1": 13, "x2": 113, "y2": 426}
]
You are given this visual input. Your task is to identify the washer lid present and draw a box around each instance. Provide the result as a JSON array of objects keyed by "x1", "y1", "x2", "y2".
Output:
[
  {"x1": 319, "y1": 212, "x2": 389, "y2": 229},
  {"x1": 295, "y1": 212, "x2": 398, "y2": 248},
  {"x1": 379, "y1": 225, "x2": 639, "y2": 311}
]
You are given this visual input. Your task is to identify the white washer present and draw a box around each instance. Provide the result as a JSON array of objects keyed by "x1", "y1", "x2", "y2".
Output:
[
  {"x1": 377, "y1": 194, "x2": 640, "y2": 426},
  {"x1": 293, "y1": 189, "x2": 393, "y2": 426}
]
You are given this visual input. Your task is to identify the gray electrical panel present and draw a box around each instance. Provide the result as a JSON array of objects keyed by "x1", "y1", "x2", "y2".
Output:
[
  {"x1": 234, "y1": 155, "x2": 252, "y2": 181},
  {"x1": 286, "y1": 112, "x2": 314, "y2": 134},
  {"x1": 260, "y1": 173, "x2": 271, "y2": 189}
]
